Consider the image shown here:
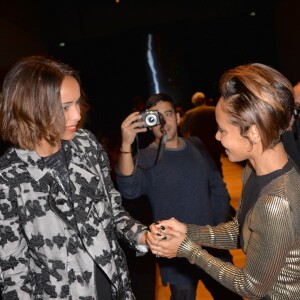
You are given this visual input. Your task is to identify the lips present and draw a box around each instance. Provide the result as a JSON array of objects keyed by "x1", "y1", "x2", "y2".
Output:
[{"x1": 66, "y1": 125, "x2": 77, "y2": 132}]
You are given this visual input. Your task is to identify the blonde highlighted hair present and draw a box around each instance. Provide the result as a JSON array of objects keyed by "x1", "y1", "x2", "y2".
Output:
[{"x1": 219, "y1": 63, "x2": 294, "y2": 150}]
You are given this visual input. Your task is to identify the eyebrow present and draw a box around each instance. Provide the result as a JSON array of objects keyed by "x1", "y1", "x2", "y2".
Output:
[{"x1": 62, "y1": 98, "x2": 80, "y2": 104}]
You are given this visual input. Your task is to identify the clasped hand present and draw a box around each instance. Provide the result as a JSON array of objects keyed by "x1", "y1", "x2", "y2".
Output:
[{"x1": 146, "y1": 217, "x2": 186, "y2": 258}]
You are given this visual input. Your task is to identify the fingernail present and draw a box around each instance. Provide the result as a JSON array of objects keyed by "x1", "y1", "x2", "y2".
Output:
[{"x1": 160, "y1": 225, "x2": 165, "y2": 230}]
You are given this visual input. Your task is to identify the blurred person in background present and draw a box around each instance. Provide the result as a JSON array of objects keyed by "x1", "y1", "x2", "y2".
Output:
[
  {"x1": 281, "y1": 81, "x2": 300, "y2": 169},
  {"x1": 181, "y1": 91, "x2": 224, "y2": 175}
]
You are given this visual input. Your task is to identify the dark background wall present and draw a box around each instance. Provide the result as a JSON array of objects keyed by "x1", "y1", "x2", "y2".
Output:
[
  {"x1": 0, "y1": 0, "x2": 299, "y2": 143},
  {"x1": 0, "y1": 1, "x2": 299, "y2": 298}
]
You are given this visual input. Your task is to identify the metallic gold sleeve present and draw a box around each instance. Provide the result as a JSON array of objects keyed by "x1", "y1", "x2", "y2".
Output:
[
  {"x1": 186, "y1": 218, "x2": 240, "y2": 249},
  {"x1": 177, "y1": 166, "x2": 300, "y2": 299}
]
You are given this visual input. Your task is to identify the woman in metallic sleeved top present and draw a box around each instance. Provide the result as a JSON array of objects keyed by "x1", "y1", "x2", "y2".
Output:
[{"x1": 146, "y1": 63, "x2": 300, "y2": 299}]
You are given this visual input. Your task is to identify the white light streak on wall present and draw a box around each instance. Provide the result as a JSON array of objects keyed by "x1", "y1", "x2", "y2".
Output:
[{"x1": 147, "y1": 34, "x2": 160, "y2": 93}]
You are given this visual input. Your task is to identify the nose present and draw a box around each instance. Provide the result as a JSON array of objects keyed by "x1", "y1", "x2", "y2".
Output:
[
  {"x1": 215, "y1": 130, "x2": 221, "y2": 141},
  {"x1": 72, "y1": 105, "x2": 81, "y2": 122}
]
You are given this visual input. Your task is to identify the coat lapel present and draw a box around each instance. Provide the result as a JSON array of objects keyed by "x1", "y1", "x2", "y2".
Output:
[
  {"x1": 14, "y1": 138, "x2": 119, "y2": 284},
  {"x1": 15, "y1": 145, "x2": 103, "y2": 231}
]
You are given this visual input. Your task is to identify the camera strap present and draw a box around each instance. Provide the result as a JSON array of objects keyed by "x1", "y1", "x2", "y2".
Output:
[
  {"x1": 154, "y1": 132, "x2": 168, "y2": 165},
  {"x1": 134, "y1": 132, "x2": 167, "y2": 171}
]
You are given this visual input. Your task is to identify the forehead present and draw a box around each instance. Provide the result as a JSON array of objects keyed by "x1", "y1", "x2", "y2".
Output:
[
  {"x1": 151, "y1": 100, "x2": 174, "y2": 112},
  {"x1": 215, "y1": 97, "x2": 226, "y2": 118},
  {"x1": 60, "y1": 76, "x2": 80, "y2": 102}
]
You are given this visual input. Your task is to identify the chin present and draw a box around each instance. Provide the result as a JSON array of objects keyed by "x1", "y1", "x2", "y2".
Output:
[
  {"x1": 227, "y1": 154, "x2": 245, "y2": 163},
  {"x1": 62, "y1": 132, "x2": 76, "y2": 140},
  {"x1": 226, "y1": 153, "x2": 236, "y2": 162}
]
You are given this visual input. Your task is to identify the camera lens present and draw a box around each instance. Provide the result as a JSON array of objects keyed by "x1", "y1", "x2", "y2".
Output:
[{"x1": 145, "y1": 114, "x2": 157, "y2": 126}]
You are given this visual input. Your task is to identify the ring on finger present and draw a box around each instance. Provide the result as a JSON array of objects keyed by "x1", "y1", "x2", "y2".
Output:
[{"x1": 156, "y1": 251, "x2": 160, "y2": 258}]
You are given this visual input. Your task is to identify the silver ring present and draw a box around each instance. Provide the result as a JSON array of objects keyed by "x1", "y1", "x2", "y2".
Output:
[{"x1": 156, "y1": 251, "x2": 160, "y2": 258}]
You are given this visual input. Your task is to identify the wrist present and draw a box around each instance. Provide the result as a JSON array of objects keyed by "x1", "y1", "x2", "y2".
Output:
[
  {"x1": 177, "y1": 237, "x2": 193, "y2": 257},
  {"x1": 120, "y1": 146, "x2": 132, "y2": 154}
]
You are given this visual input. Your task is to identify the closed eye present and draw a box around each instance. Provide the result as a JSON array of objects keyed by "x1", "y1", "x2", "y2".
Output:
[
  {"x1": 62, "y1": 104, "x2": 69, "y2": 111},
  {"x1": 218, "y1": 126, "x2": 225, "y2": 134}
]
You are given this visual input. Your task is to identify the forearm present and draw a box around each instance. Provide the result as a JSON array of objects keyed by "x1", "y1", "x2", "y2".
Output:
[
  {"x1": 180, "y1": 196, "x2": 295, "y2": 299},
  {"x1": 177, "y1": 238, "x2": 255, "y2": 299},
  {"x1": 178, "y1": 238, "x2": 260, "y2": 299},
  {"x1": 108, "y1": 182, "x2": 148, "y2": 252},
  {"x1": 116, "y1": 146, "x2": 135, "y2": 176},
  {"x1": 117, "y1": 111, "x2": 147, "y2": 176},
  {"x1": 186, "y1": 218, "x2": 239, "y2": 249}
]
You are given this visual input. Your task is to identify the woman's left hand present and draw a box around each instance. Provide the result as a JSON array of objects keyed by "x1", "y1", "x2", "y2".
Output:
[{"x1": 147, "y1": 223, "x2": 186, "y2": 258}]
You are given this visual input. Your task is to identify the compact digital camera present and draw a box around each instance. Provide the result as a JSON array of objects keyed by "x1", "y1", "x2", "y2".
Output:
[{"x1": 140, "y1": 110, "x2": 161, "y2": 127}]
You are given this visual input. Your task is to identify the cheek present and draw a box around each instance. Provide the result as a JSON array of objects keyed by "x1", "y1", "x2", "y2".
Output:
[
  {"x1": 64, "y1": 110, "x2": 73, "y2": 122},
  {"x1": 63, "y1": 110, "x2": 68, "y2": 119}
]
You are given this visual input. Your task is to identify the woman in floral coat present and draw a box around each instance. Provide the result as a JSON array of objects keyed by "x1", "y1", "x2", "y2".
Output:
[{"x1": 0, "y1": 56, "x2": 148, "y2": 300}]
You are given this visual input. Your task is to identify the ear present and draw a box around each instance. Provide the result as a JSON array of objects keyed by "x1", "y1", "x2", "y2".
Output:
[
  {"x1": 248, "y1": 124, "x2": 261, "y2": 144},
  {"x1": 176, "y1": 112, "x2": 181, "y2": 125}
]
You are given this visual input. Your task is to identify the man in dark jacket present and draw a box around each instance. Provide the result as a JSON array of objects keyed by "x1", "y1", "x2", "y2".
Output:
[{"x1": 115, "y1": 93, "x2": 242, "y2": 300}]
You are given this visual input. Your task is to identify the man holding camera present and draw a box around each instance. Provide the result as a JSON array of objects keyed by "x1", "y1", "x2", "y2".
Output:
[
  {"x1": 282, "y1": 82, "x2": 300, "y2": 169},
  {"x1": 115, "y1": 93, "x2": 242, "y2": 300}
]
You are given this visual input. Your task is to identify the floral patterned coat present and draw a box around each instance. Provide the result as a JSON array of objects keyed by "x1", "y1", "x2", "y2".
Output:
[{"x1": 0, "y1": 129, "x2": 147, "y2": 300}]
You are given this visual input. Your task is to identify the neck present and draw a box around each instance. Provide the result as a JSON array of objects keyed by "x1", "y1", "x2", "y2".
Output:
[
  {"x1": 249, "y1": 143, "x2": 288, "y2": 175},
  {"x1": 166, "y1": 138, "x2": 181, "y2": 149},
  {"x1": 35, "y1": 140, "x2": 61, "y2": 157},
  {"x1": 153, "y1": 135, "x2": 181, "y2": 149}
]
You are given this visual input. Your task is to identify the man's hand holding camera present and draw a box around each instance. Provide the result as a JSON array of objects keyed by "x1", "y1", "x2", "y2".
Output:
[
  {"x1": 120, "y1": 112, "x2": 148, "y2": 152},
  {"x1": 121, "y1": 110, "x2": 161, "y2": 151}
]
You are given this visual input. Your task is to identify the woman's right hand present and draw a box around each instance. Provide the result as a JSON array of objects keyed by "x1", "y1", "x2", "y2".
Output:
[
  {"x1": 153, "y1": 217, "x2": 187, "y2": 234},
  {"x1": 147, "y1": 219, "x2": 187, "y2": 259}
]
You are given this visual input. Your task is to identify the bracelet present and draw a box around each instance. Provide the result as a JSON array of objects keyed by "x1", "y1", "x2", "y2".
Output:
[{"x1": 120, "y1": 147, "x2": 132, "y2": 154}]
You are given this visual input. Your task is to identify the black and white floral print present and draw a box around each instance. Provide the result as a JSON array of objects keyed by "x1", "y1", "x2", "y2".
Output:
[{"x1": 0, "y1": 129, "x2": 147, "y2": 299}]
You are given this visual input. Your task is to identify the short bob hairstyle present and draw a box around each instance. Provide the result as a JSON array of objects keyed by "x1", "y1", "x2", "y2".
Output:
[
  {"x1": 219, "y1": 63, "x2": 294, "y2": 151},
  {"x1": 0, "y1": 56, "x2": 88, "y2": 150}
]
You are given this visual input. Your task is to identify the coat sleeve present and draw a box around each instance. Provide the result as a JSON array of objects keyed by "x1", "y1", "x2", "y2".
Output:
[
  {"x1": 0, "y1": 181, "x2": 31, "y2": 299},
  {"x1": 87, "y1": 131, "x2": 148, "y2": 253},
  {"x1": 178, "y1": 195, "x2": 294, "y2": 299}
]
